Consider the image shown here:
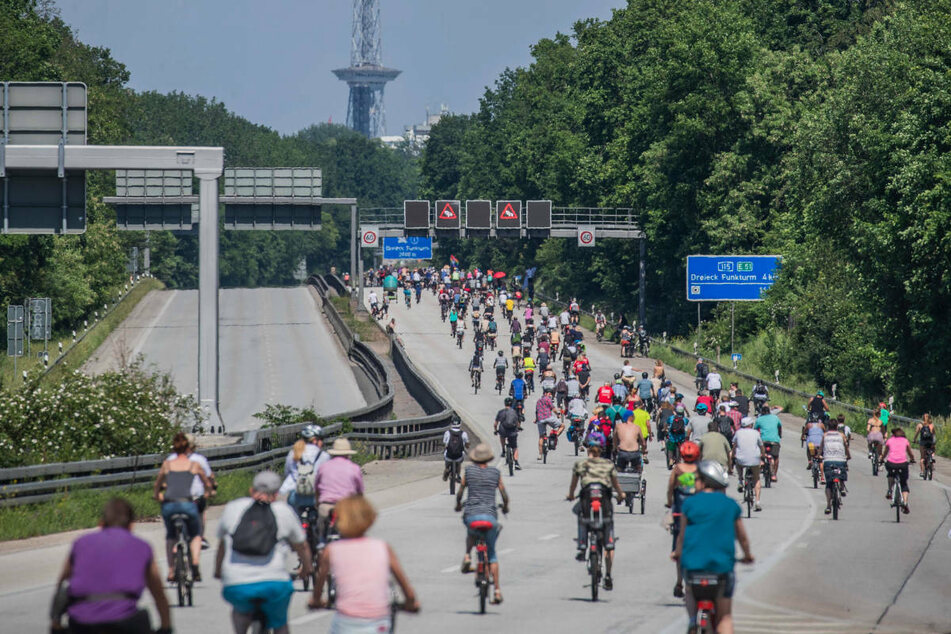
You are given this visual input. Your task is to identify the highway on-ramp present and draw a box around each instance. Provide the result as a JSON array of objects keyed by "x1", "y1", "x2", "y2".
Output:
[{"x1": 84, "y1": 287, "x2": 366, "y2": 431}]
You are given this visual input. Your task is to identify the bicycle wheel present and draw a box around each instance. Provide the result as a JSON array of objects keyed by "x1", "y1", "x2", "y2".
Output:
[
  {"x1": 812, "y1": 466, "x2": 819, "y2": 489},
  {"x1": 641, "y1": 480, "x2": 647, "y2": 515},
  {"x1": 872, "y1": 457, "x2": 879, "y2": 477},
  {"x1": 450, "y1": 463, "x2": 457, "y2": 496},
  {"x1": 174, "y1": 544, "x2": 187, "y2": 607},
  {"x1": 507, "y1": 448, "x2": 514, "y2": 477},
  {"x1": 832, "y1": 487, "x2": 839, "y2": 521},
  {"x1": 895, "y1": 484, "x2": 901, "y2": 523},
  {"x1": 327, "y1": 574, "x2": 337, "y2": 608},
  {"x1": 478, "y1": 574, "x2": 488, "y2": 614},
  {"x1": 763, "y1": 461, "x2": 771, "y2": 488},
  {"x1": 543, "y1": 444, "x2": 548, "y2": 464},
  {"x1": 745, "y1": 486, "x2": 752, "y2": 518},
  {"x1": 590, "y1": 548, "x2": 601, "y2": 602}
]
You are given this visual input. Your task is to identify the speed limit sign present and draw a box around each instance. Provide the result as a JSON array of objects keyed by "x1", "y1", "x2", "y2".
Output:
[
  {"x1": 577, "y1": 226, "x2": 596, "y2": 247},
  {"x1": 361, "y1": 226, "x2": 379, "y2": 248}
]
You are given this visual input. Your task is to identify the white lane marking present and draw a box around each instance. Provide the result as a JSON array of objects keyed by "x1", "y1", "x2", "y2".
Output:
[
  {"x1": 497, "y1": 548, "x2": 514, "y2": 555},
  {"x1": 441, "y1": 565, "x2": 458, "y2": 573},
  {"x1": 288, "y1": 609, "x2": 332, "y2": 626},
  {"x1": 131, "y1": 289, "x2": 176, "y2": 359},
  {"x1": 538, "y1": 533, "x2": 559, "y2": 541}
]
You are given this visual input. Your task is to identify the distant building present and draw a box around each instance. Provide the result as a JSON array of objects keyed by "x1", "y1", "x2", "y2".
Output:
[{"x1": 379, "y1": 105, "x2": 450, "y2": 152}]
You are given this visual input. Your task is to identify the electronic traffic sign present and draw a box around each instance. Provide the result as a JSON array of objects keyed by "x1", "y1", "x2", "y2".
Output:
[
  {"x1": 465, "y1": 200, "x2": 491, "y2": 229},
  {"x1": 496, "y1": 200, "x2": 521, "y2": 229},
  {"x1": 435, "y1": 200, "x2": 461, "y2": 229},
  {"x1": 404, "y1": 200, "x2": 430, "y2": 229},
  {"x1": 525, "y1": 200, "x2": 552, "y2": 229}
]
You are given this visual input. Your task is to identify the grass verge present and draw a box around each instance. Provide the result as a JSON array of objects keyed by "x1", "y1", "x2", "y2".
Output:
[
  {"x1": 330, "y1": 295, "x2": 384, "y2": 343},
  {"x1": 0, "y1": 468, "x2": 256, "y2": 542}
]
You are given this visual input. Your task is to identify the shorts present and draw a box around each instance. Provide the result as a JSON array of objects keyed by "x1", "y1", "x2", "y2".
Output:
[
  {"x1": 465, "y1": 514, "x2": 500, "y2": 563},
  {"x1": 764, "y1": 442, "x2": 781, "y2": 459},
  {"x1": 885, "y1": 462, "x2": 910, "y2": 492},
  {"x1": 739, "y1": 464, "x2": 761, "y2": 483},
  {"x1": 222, "y1": 580, "x2": 295, "y2": 628},
  {"x1": 823, "y1": 461, "x2": 848, "y2": 483},
  {"x1": 866, "y1": 431, "x2": 884, "y2": 445},
  {"x1": 616, "y1": 450, "x2": 642, "y2": 473},
  {"x1": 161, "y1": 501, "x2": 201, "y2": 540},
  {"x1": 330, "y1": 614, "x2": 393, "y2": 634},
  {"x1": 499, "y1": 430, "x2": 518, "y2": 449},
  {"x1": 684, "y1": 571, "x2": 736, "y2": 600},
  {"x1": 537, "y1": 418, "x2": 560, "y2": 437}
]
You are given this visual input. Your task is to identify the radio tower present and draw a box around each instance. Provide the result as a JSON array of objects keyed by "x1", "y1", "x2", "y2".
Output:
[{"x1": 332, "y1": 0, "x2": 400, "y2": 138}]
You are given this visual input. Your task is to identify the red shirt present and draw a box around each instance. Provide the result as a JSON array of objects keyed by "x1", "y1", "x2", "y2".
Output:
[
  {"x1": 597, "y1": 385, "x2": 614, "y2": 404},
  {"x1": 696, "y1": 395, "x2": 714, "y2": 412},
  {"x1": 573, "y1": 359, "x2": 589, "y2": 375}
]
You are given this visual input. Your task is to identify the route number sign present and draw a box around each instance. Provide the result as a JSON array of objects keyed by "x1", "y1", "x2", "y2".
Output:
[{"x1": 578, "y1": 226, "x2": 596, "y2": 247}]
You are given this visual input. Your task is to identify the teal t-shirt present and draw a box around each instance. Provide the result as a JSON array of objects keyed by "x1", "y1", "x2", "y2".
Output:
[
  {"x1": 754, "y1": 414, "x2": 782, "y2": 443},
  {"x1": 681, "y1": 491, "x2": 741, "y2": 574}
]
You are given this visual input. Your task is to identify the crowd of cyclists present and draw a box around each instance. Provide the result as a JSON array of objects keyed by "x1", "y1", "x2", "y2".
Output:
[{"x1": 50, "y1": 259, "x2": 941, "y2": 634}]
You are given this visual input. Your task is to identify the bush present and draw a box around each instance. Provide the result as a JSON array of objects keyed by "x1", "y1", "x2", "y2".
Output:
[{"x1": 0, "y1": 360, "x2": 202, "y2": 467}]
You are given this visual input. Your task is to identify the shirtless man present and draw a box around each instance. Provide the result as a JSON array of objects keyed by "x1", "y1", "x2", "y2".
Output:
[
  {"x1": 866, "y1": 412, "x2": 885, "y2": 458},
  {"x1": 614, "y1": 414, "x2": 647, "y2": 474}
]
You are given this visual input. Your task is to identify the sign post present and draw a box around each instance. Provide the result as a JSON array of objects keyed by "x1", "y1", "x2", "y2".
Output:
[{"x1": 6, "y1": 305, "x2": 24, "y2": 376}]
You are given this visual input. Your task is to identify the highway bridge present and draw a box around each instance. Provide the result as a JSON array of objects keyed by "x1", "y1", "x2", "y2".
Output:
[{"x1": 2, "y1": 286, "x2": 948, "y2": 633}]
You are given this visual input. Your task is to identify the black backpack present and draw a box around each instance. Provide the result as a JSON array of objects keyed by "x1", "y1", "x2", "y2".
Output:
[
  {"x1": 717, "y1": 415, "x2": 734, "y2": 442},
  {"x1": 697, "y1": 363, "x2": 709, "y2": 378},
  {"x1": 670, "y1": 414, "x2": 686, "y2": 435},
  {"x1": 231, "y1": 501, "x2": 278, "y2": 557},
  {"x1": 920, "y1": 424, "x2": 935, "y2": 445},
  {"x1": 446, "y1": 428, "x2": 465, "y2": 460}
]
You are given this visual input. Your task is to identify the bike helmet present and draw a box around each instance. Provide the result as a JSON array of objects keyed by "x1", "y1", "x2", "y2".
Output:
[
  {"x1": 301, "y1": 424, "x2": 323, "y2": 440},
  {"x1": 586, "y1": 434, "x2": 605, "y2": 449},
  {"x1": 695, "y1": 403, "x2": 708, "y2": 413},
  {"x1": 675, "y1": 403, "x2": 686, "y2": 414},
  {"x1": 504, "y1": 397, "x2": 513, "y2": 407},
  {"x1": 679, "y1": 441, "x2": 700, "y2": 463},
  {"x1": 697, "y1": 460, "x2": 729, "y2": 489},
  {"x1": 451, "y1": 417, "x2": 462, "y2": 429},
  {"x1": 642, "y1": 372, "x2": 649, "y2": 379},
  {"x1": 740, "y1": 416, "x2": 754, "y2": 427},
  {"x1": 614, "y1": 373, "x2": 621, "y2": 380},
  {"x1": 498, "y1": 351, "x2": 504, "y2": 357},
  {"x1": 515, "y1": 371, "x2": 523, "y2": 378}
]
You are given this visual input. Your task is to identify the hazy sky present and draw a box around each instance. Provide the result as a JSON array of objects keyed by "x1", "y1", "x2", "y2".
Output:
[{"x1": 56, "y1": 0, "x2": 625, "y2": 137}]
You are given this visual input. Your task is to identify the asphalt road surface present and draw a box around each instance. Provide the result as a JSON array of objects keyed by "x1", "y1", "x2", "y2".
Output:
[
  {"x1": 6, "y1": 288, "x2": 948, "y2": 634},
  {"x1": 84, "y1": 287, "x2": 365, "y2": 432}
]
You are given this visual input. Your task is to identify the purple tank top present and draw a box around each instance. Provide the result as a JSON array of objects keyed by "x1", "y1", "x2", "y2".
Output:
[{"x1": 68, "y1": 527, "x2": 153, "y2": 624}]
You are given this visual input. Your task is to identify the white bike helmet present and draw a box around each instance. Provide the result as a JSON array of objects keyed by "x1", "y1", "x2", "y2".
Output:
[
  {"x1": 301, "y1": 424, "x2": 323, "y2": 440},
  {"x1": 697, "y1": 460, "x2": 729, "y2": 488}
]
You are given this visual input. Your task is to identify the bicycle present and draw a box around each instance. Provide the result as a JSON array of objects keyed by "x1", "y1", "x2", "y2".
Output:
[
  {"x1": 742, "y1": 467, "x2": 755, "y2": 518},
  {"x1": 888, "y1": 470, "x2": 904, "y2": 523},
  {"x1": 471, "y1": 369, "x2": 482, "y2": 394},
  {"x1": 541, "y1": 426, "x2": 558, "y2": 464},
  {"x1": 762, "y1": 453, "x2": 773, "y2": 489},
  {"x1": 617, "y1": 462, "x2": 646, "y2": 515},
  {"x1": 810, "y1": 453, "x2": 822, "y2": 489},
  {"x1": 448, "y1": 460, "x2": 461, "y2": 495},
  {"x1": 922, "y1": 446, "x2": 935, "y2": 480},
  {"x1": 469, "y1": 506, "x2": 505, "y2": 614},
  {"x1": 685, "y1": 572, "x2": 723, "y2": 634},
  {"x1": 169, "y1": 514, "x2": 194, "y2": 607},
  {"x1": 824, "y1": 465, "x2": 846, "y2": 520},
  {"x1": 869, "y1": 441, "x2": 881, "y2": 476},
  {"x1": 296, "y1": 506, "x2": 320, "y2": 591},
  {"x1": 249, "y1": 598, "x2": 275, "y2": 634},
  {"x1": 568, "y1": 418, "x2": 584, "y2": 456},
  {"x1": 456, "y1": 329, "x2": 465, "y2": 349},
  {"x1": 579, "y1": 484, "x2": 610, "y2": 602},
  {"x1": 495, "y1": 372, "x2": 505, "y2": 395}
]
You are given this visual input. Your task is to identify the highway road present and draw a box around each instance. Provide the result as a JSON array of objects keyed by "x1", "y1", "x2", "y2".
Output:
[
  {"x1": 84, "y1": 287, "x2": 365, "y2": 431},
  {"x1": 3, "y1": 288, "x2": 948, "y2": 633}
]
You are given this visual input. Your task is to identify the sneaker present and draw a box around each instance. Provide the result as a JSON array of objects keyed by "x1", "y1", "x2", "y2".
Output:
[
  {"x1": 604, "y1": 575, "x2": 613, "y2": 591},
  {"x1": 201, "y1": 538, "x2": 210, "y2": 550},
  {"x1": 442, "y1": 470, "x2": 449, "y2": 482},
  {"x1": 755, "y1": 502, "x2": 762, "y2": 512},
  {"x1": 806, "y1": 465, "x2": 812, "y2": 470},
  {"x1": 737, "y1": 485, "x2": 743, "y2": 493},
  {"x1": 885, "y1": 491, "x2": 892, "y2": 500},
  {"x1": 771, "y1": 475, "x2": 778, "y2": 482},
  {"x1": 575, "y1": 550, "x2": 586, "y2": 562},
  {"x1": 537, "y1": 455, "x2": 543, "y2": 461},
  {"x1": 824, "y1": 506, "x2": 831, "y2": 515},
  {"x1": 461, "y1": 557, "x2": 472, "y2": 574},
  {"x1": 902, "y1": 504, "x2": 910, "y2": 515},
  {"x1": 673, "y1": 584, "x2": 684, "y2": 598},
  {"x1": 514, "y1": 462, "x2": 522, "y2": 471}
]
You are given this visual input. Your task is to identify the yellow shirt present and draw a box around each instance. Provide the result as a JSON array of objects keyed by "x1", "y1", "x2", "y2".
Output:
[
  {"x1": 505, "y1": 299, "x2": 514, "y2": 311},
  {"x1": 523, "y1": 358, "x2": 536, "y2": 371},
  {"x1": 632, "y1": 408, "x2": 651, "y2": 439}
]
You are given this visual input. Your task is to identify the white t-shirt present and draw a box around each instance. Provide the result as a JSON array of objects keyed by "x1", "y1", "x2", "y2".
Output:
[
  {"x1": 621, "y1": 365, "x2": 637, "y2": 378},
  {"x1": 732, "y1": 428, "x2": 764, "y2": 466},
  {"x1": 368, "y1": 291, "x2": 378, "y2": 305},
  {"x1": 706, "y1": 372, "x2": 722, "y2": 390},
  {"x1": 217, "y1": 497, "x2": 305, "y2": 586},
  {"x1": 559, "y1": 311, "x2": 570, "y2": 325},
  {"x1": 547, "y1": 316, "x2": 558, "y2": 330}
]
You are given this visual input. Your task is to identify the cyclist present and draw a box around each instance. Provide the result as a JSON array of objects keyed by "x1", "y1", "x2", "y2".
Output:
[
  {"x1": 666, "y1": 404, "x2": 689, "y2": 469},
  {"x1": 620, "y1": 360, "x2": 637, "y2": 390},
  {"x1": 216, "y1": 471, "x2": 312, "y2": 634},
  {"x1": 523, "y1": 351, "x2": 536, "y2": 390},
  {"x1": 448, "y1": 306, "x2": 459, "y2": 336},
  {"x1": 493, "y1": 350, "x2": 508, "y2": 387},
  {"x1": 555, "y1": 374, "x2": 570, "y2": 411},
  {"x1": 614, "y1": 409, "x2": 647, "y2": 473},
  {"x1": 611, "y1": 375, "x2": 629, "y2": 405},
  {"x1": 754, "y1": 405, "x2": 783, "y2": 483},
  {"x1": 673, "y1": 461, "x2": 754, "y2": 634},
  {"x1": 597, "y1": 381, "x2": 614, "y2": 407},
  {"x1": 368, "y1": 289, "x2": 379, "y2": 316},
  {"x1": 820, "y1": 416, "x2": 850, "y2": 514},
  {"x1": 866, "y1": 410, "x2": 885, "y2": 458},
  {"x1": 509, "y1": 372, "x2": 527, "y2": 420},
  {"x1": 469, "y1": 351, "x2": 484, "y2": 388},
  {"x1": 566, "y1": 395, "x2": 588, "y2": 444},
  {"x1": 687, "y1": 403, "x2": 712, "y2": 443},
  {"x1": 882, "y1": 427, "x2": 915, "y2": 514},
  {"x1": 694, "y1": 357, "x2": 709, "y2": 390},
  {"x1": 167, "y1": 434, "x2": 216, "y2": 548},
  {"x1": 636, "y1": 371, "x2": 655, "y2": 412},
  {"x1": 595, "y1": 310, "x2": 607, "y2": 339},
  {"x1": 443, "y1": 419, "x2": 470, "y2": 482},
  {"x1": 913, "y1": 413, "x2": 937, "y2": 478},
  {"x1": 698, "y1": 420, "x2": 733, "y2": 473},
  {"x1": 495, "y1": 398, "x2": 522, "y2": 470},
  {"x1": 666, "y1": 440, "x2": 700, "y2": 598},
  {"x1": 577, "y1": 365, "x2": 592, "y2": 401},
  {"x1": 705, "y1": 368, "x2": 723, "y2": 401},
  {"x1": 630, "y1": 401, "x2": 653, "y2": 449},
  {"x1": 310, "y1": 495, "x2": 419, "y2": 629},
  {"x1": 807, "y1": 391, "x2": 829, "y2": 421},
  {"x1": 536, "y1": 389, "x2": 564, "y2": 459},
  {"x1": 802, "y1": 413, "x2": 826, "y2": 471},
  {"x1": 456, "y1": 444, "x2": 510, "y2": 605},
  {"x1": 540, "y1": 367, "x2": 557, "y2": 394},
  {"x1": 52, "y1": 498, "x2": 171, "y2": 634},
  {"x1": 566, "y1": 437, "x2": 626, "y2": 591},
  {"x1": 281, "y1": 424, "x2": 328, "y2": 515},
  {"x1": 154, "y1": 432, "x2": 212, "y2": 582},
  {"x1": 731, "y1": 417, "x2": 765, "y2": 512},
  {"x1": 505, "y1": 296, "x2": 515, "y2": 321},
  {"x1": 751, "y1": 379, "x2": 770, "y2": 410},
  {"x1": 315, "y1": 439, "x2": 365, "y2": 544}
]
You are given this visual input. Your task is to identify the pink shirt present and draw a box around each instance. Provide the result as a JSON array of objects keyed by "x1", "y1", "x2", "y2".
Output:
[
  {"x1": 328, "y1": 537, "x2": 391, "y2": 619},
  {"x1": 884, "y1": 436, "x2": 911, "y2": 464},
  {"x1": 315, "y1": 457, "x2": 364, "y2": 504}
]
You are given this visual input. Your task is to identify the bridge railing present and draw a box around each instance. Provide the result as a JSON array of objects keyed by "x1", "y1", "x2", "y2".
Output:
[{"x1": 0, "y1": 275, "x2": 455, "y2": 507}]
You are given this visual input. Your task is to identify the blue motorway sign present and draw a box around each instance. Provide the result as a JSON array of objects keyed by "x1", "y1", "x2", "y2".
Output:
[
  {"x1": 383, "y1": 236, "x2": 433, "y2": 260},
  {"x1": 686, "y1": 255, "x2": 781, "y2": 302}
]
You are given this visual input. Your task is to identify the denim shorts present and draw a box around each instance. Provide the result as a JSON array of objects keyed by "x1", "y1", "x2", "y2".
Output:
[
  {"x1": 222, "y1": 580, "x2": 295, "y2": 629},
  {"x1": 161, "y1": 501, "x2": 201, "y2": 540},
  {"x1": 465, "y1": 514, "x2": 500, "y2": 563}
]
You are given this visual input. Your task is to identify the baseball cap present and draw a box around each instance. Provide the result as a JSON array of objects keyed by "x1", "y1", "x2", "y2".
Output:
[{"x1": 252, "y1": 470, "x2": 281, "y2": 494}]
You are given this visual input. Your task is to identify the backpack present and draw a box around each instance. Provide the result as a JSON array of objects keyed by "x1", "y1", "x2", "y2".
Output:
[
  {"x1": 717, "y1": 416, "x2": 734, "y2": 442},
  {"x1": 920, "y1": 424, "x2": 935, "y2": 445},
  {"x1": 670, "y1": 414, "x2": 686, "y2": 436},
  {"x1": 446, "y1": 428, "x2": 465, "y2": 459},
  {"x1": 231, "y1": 501, "x2": 278, "y2": 557},
  {"x1": 295, "y1": 453, "x2": 319, "y2": 496},
  {"x1": 697, "y1": 363, "x2": 709, "y2": 378}
]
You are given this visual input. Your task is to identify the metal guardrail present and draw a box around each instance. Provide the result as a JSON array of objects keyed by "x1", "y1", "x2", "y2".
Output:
[{"x1": 0, "y1": 275, "x2": 455, "y2": 507}]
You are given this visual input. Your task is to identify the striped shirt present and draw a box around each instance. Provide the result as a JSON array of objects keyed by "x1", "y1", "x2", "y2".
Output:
[{"x1": 463, "y1": 465, "x2": 501, "y2": 519}]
